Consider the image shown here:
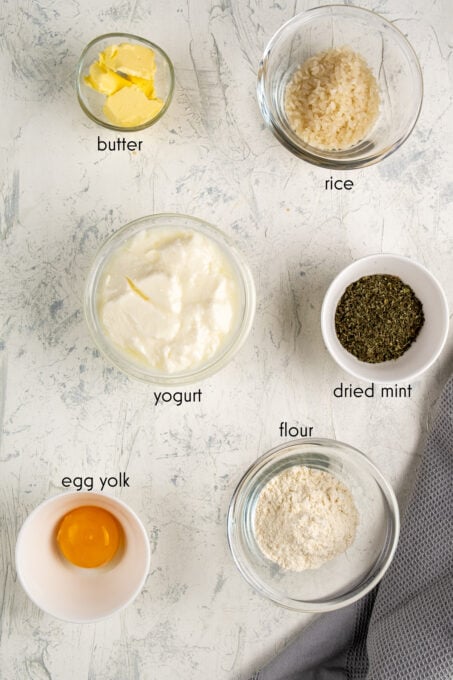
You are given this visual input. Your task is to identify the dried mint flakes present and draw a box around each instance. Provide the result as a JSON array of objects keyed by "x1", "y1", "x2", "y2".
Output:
[{"x1": 335, "y1": 274, "x2": 424, "y2": 363}]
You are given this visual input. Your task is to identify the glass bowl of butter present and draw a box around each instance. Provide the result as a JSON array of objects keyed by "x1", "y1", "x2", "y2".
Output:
[
  {"x1": 84, "y1": 214, "x2": 256, "y2": 385},
  {"x1": 77, "y1": 33, "x2": 174, "y2": 131}
]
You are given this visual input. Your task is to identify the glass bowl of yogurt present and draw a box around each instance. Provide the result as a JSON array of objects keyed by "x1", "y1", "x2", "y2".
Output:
[{"x1": 84, "y1": 214, "x2": 256, "y2": 384}]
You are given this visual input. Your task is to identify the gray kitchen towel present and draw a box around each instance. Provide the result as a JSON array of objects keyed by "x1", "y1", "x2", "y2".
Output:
[{"x1": 251, "y1": 373, "x2": 453, "y2": 680}]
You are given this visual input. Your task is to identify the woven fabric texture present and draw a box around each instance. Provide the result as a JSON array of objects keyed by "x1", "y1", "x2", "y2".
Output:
[{"x1": 251, "y1": 374, "x2": 453, "y2": 680}]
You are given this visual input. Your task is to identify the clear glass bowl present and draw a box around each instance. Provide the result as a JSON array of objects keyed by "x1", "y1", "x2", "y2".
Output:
[
  {"x1": 76, "y1": 33, "x2": 174, "y2": 131},
  {"x1": 227, "y1": 439, "x2": 399, "y2": 612},
  {"x1": 84, "y1": 214, "x2": 256, "y2": 385},
  {"x1": 257, "y1": 5, "x2": 423, "y2": 169}
]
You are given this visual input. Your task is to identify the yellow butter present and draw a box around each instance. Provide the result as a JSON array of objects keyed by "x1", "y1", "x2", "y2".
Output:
[
  {"x1": 103, "y1": 86, "x2": 164, "y2": 127},
  {"x1": 127, "y1": 75, "x2": 155, "y2": 98},
  {"x1": 100, "y1": 43, "x2": 156, "y2": 80},
  {"x1": 84, "y1": 62, "x2": 131, "y2": 96}
]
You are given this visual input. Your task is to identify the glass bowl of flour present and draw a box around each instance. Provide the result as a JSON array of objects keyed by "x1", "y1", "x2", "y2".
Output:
[{"x1": 227, "y1": 438, "x2": 399, "y2": 612}]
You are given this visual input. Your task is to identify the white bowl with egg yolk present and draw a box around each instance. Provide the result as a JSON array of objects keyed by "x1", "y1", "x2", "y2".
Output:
[{"x1": 15, "y1": 492, "x2": 150, "y2": 623}]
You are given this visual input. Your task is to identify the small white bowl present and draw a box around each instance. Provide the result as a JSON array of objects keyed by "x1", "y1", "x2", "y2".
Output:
[
  {"x1": 16, "y1": 492, "x2": 150, "y2": 623},
  {"x1": 321, "y1": 254, "x2": 449, "y2": 384}
]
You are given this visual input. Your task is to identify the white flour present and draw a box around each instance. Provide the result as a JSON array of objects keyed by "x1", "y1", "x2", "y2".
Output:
[{"x1": 254, "y1": 465, "x2": 359, "y2": 571}]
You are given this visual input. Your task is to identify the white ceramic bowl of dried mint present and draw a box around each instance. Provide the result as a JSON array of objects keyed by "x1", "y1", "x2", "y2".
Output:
[
  {"x1": 227, "y1": 438, "x2": 399, "y2": 612},
  {"x1": 321, "y1": 254, "x2": 449, "y2": 384}
]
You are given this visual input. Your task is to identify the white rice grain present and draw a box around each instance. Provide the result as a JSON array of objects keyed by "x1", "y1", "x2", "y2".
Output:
[{"x1": 285, "y1": 46, "x2": 380, "y2": 151}]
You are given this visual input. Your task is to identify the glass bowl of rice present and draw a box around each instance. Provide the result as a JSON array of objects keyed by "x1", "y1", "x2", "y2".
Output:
[{"x1": 257, "y1": 5, "x2": 423, "y2": 169}]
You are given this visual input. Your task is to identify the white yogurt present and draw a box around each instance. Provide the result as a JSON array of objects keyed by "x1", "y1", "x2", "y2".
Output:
[{"x1": 97, "y1": 227, "x2": 241, "y2": 373}]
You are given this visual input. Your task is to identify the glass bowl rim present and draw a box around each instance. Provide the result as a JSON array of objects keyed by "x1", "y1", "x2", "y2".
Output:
[
  {"x1": 84, "y1": 212, "x2": 256, "y2": 385},
  {"x1": 227, "y1": 437, "x2": 400, "y2": 612},
  {"x1": 257, "y1": 4, "x2": 424, "y2": 170},
  {"x1": 76, "y1": 32, "x2": 175, "y2": 132}
]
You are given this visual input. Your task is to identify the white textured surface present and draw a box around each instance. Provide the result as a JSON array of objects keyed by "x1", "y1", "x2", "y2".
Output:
[{"x1": 1, "y1": 1, "x2": 452, "y2": 679}]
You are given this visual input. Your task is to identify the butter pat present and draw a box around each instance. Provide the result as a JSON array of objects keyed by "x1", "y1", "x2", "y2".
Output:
[
  {"x1": 84, "y1": 41, "x2": 164, "y2": 127},
  {"x1": 100, "y1": 43, "x2": 156, "y2": 80},
  {"x1": 127, "y1": 75, "x2": 155, "y2": 98},
  {"x1": 103, "y1": 86, "x2": 163, "y2": 127},
  {"x1": 85, "y1": 62, "x2": 131, "y2": 95}
]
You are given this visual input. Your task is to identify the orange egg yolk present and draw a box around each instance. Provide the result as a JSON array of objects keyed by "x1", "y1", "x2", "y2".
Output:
[{"x1": 56, "y1": 506, "x2": 121, "y2": 568}]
